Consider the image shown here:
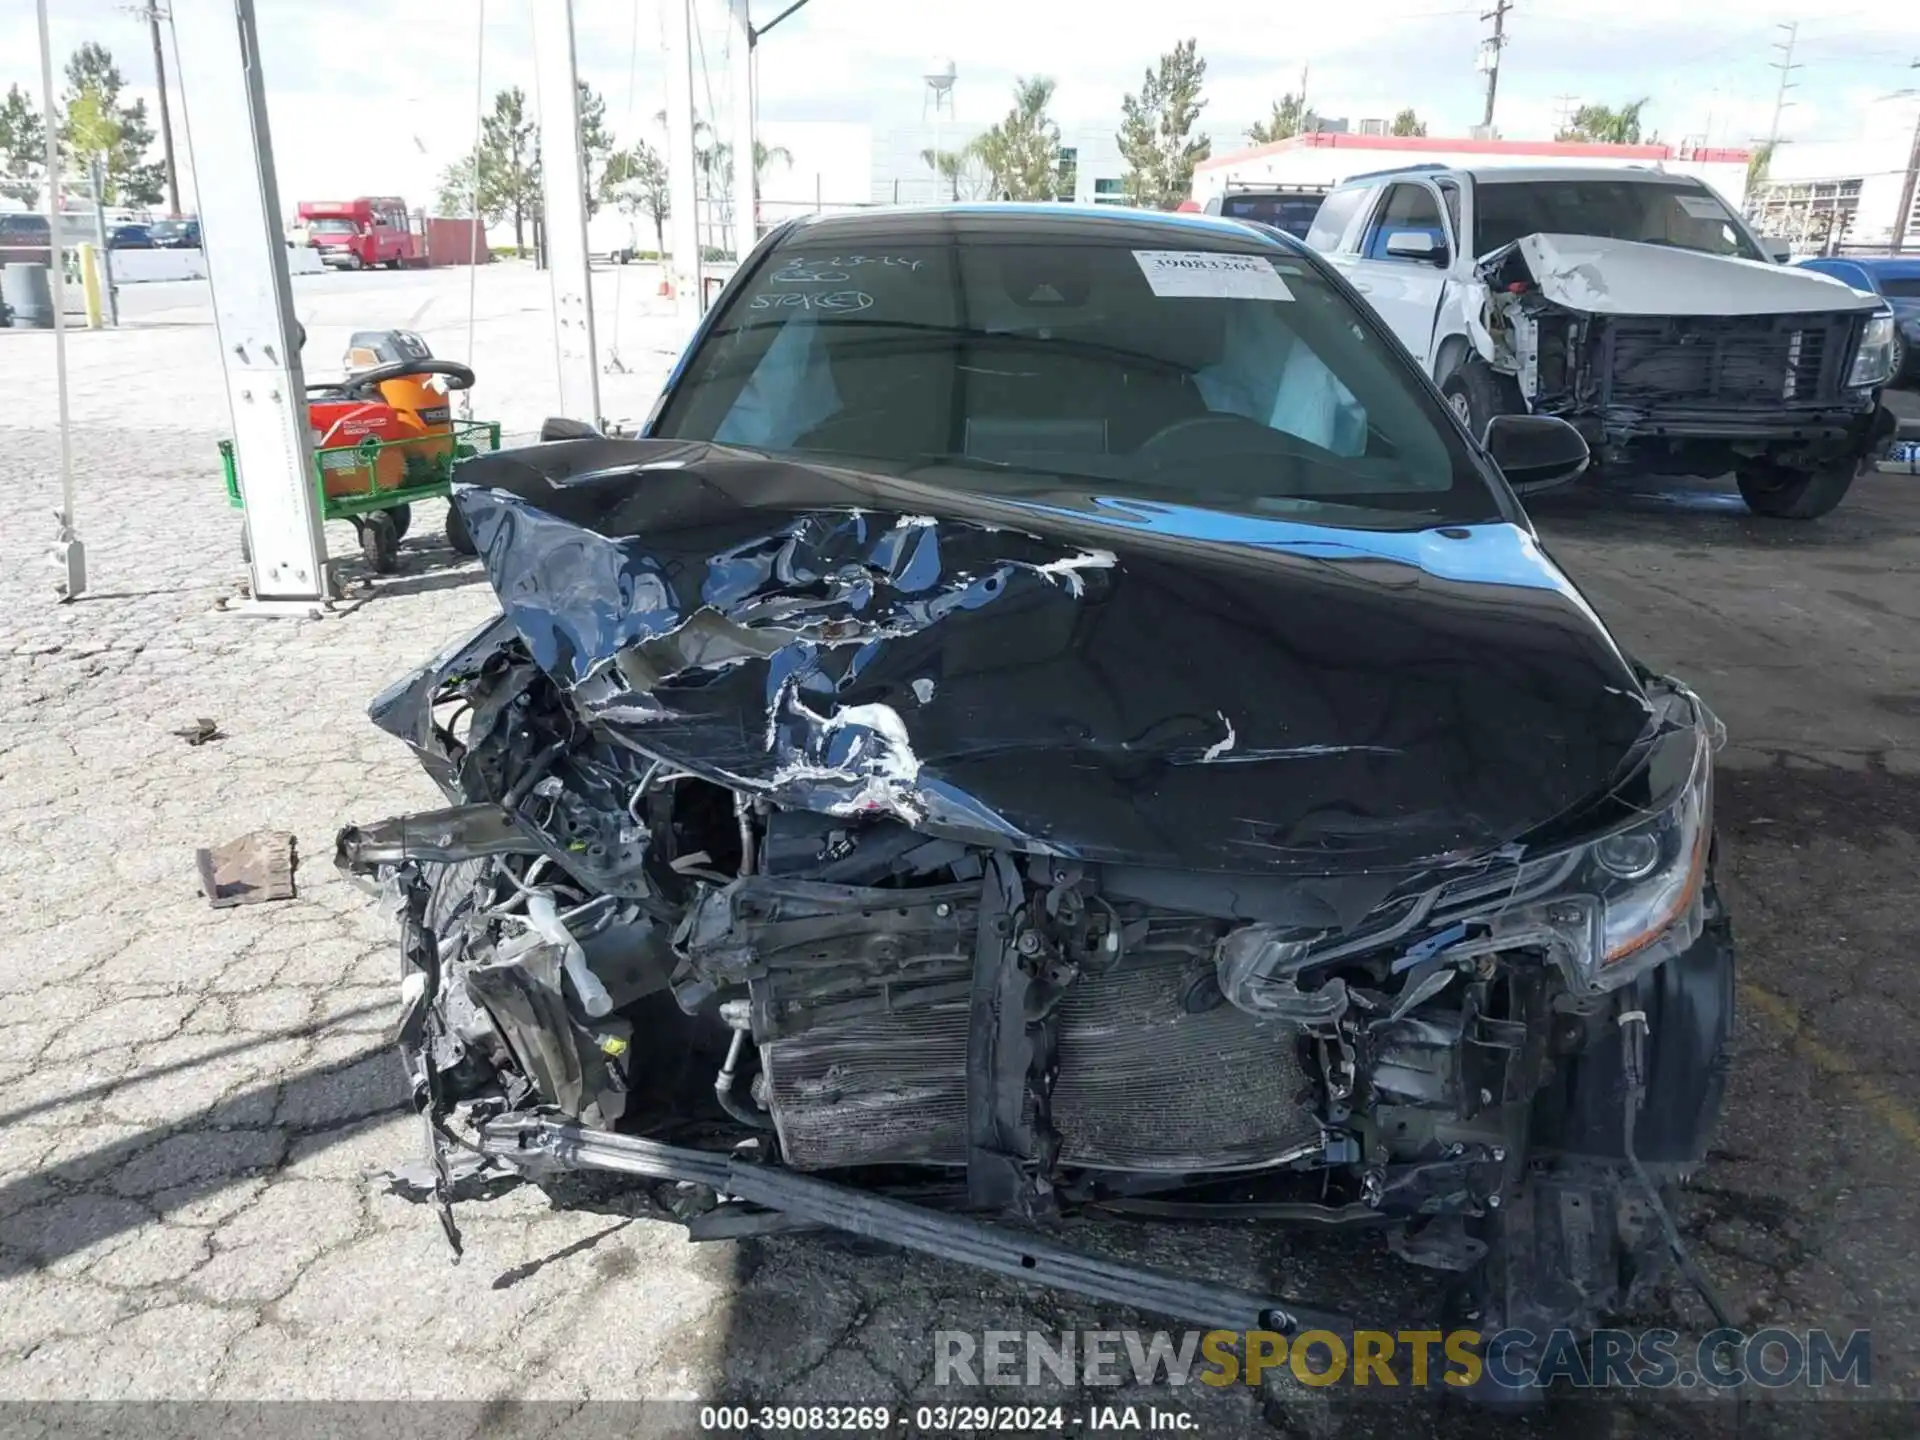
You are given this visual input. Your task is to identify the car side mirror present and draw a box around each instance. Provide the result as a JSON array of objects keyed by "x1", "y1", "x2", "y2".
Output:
[
  {"x1": 1762, "y1": 236, "x2": 1793, "y2": 264},
  {"x1": 1483, "y1": 414, "x2": 1590, "y2": 492},
  {"x1": 1385, "y1": 230, "x2": 1447, "y2": 265}
]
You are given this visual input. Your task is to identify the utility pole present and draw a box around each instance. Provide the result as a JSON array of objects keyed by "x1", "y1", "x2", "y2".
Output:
[
  {"x1": 663, "y1": 0, "x2": 703, "y2": 317},
  {"x1": 1765, "y1": 22, "x2": 1799, "y2": 151},
  {"x1": 1479, "y1": 0, "x2": 1511, "y2": 132},
  {"x1": 141, "y1": 3, "x2": 181, "y2": 216},
  {"x1": 1893, "y1": 62, "x2": 1920, "y2": 255}
]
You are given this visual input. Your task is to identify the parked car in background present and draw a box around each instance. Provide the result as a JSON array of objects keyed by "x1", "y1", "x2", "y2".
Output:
[
  {"x1": 1306, "y1": 163, "x2": 1900, "y2": 518},
  {"x1": 147, "y1": 217, "x2": 202, "y2": 249},
  {"x1": 0, "y1": 212, "x2": 53, "y2": 267},
  {"x1": 1203, "y1": 182, "x2": 1331, "y2": 240},
  {"x1": 1796, "y1": 256, "x2": 1920, "y2": 385},
  {"x1": 107, "y1": 223, "x2": 153, "y2": 250}
]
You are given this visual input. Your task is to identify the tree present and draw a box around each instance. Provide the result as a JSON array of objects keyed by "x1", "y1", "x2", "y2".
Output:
[
  {"x1": 576, "y1": 81, "x2": 615, "y2": 217},
  {"x1": 605, "y1": 140, "x2": 669, "y2": 250},
  {"x1": 435, "y1": 149, "x2": 507, "y2": 224},
  {"x1": 474, "y1": 87, "x2": 540, "y2": 248},
  {"x1": 1248, "y1": 93, "x2": 1306, "y2": 145},
  {"x1": 973, "y1": 77, "x2": 1063, "y2": 202},
  {"x1": 1557, "y1": 99, "x2": 1649, "y2": 145},
  {"x1": 0, "y1": 84, "x2": 46, "y2": 207},
  {"x1": 920, "y1": 145, "x2": 989, "y2": 202},
  {"x1": 1746, "y1": 140, "x2": 1776, "y2": 193},
  {"x1": 60, "y1": 43, "x2": 163, "y2": 205},
  {"x1": 1116, "y1": 38, "x2": 1211, "y2": 210},
  {"x1": 1390, "y1": 108, "x2": 1427, "y2": 138}
]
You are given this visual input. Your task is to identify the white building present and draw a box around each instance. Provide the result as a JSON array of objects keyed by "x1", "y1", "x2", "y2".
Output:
[{"x1": 1746, "y1": 93, "x2": 1920, "y2": 254}]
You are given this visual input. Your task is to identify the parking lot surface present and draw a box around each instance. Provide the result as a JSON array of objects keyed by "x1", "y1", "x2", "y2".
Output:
[{"x1": 2, "y1": 268, "x2": 1918, "y2": 1437}]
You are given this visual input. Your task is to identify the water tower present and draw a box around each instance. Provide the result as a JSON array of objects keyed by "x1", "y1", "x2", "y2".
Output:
[{"x1": 924, "y1": 59, "x2": 957, "y2": 120}]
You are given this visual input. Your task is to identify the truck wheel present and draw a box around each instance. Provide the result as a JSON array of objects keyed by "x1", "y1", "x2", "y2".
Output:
[
  {"x1": 386, "y1": 504, "x2": 411, "y2": 540},
  {"x1": 1440, "y1": 361, "x2": 1522, "y2": 444},
  {"x1": 445, "y1": 503, "x2": 477, "y2": 556},
  {"x1": 1892, "y1": 329, "x2": 1911, "y2": 387},
  {"x1": 1736, "y1": 460, "x2": 1857, "y2": 519}
]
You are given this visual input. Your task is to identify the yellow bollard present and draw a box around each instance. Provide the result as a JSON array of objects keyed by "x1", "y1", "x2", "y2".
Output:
[{"x1": 77, "y1": 243, "x2": 105, "y2": 329}]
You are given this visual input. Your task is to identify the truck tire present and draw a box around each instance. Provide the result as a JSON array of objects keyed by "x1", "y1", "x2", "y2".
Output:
[
  {"x1": 1736, "y1": 460, "x2": 1857, "y2": 519},
  {"x1": 1440, "y1": 360, "x2": 1521, "y2": 444}
]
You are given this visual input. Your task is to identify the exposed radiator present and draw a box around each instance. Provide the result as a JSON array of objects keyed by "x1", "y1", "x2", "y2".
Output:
[
  {"x1": 760, "y1": 919, "x2": 1318, "y2": 1174},
  {"x1": 1600, "y1": 313, "x2": 1857, "y2": 409}
]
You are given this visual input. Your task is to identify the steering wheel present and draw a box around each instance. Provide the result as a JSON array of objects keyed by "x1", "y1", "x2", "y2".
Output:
[
  {"x1": 306, "y1": 358, "x2": 476, "y2": 403},
  {"x1": 1135, "y1": 411, "x2": 1294, "y2": 456}
]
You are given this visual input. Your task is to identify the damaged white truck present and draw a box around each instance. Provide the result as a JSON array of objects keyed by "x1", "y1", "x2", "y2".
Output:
[{"x1": 1307, "y1": 163, "x2": 1901, "y2": 518}]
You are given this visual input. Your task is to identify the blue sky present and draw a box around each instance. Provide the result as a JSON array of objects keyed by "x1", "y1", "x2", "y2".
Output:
[{"x1": 7, "y1": 0, "x2": 1913, "y2": 209}]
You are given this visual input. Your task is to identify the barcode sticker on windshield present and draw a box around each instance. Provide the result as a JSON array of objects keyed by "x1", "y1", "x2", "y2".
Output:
[
  {"x1": 1675, "y1": 195, "x2": 1728, "y2": 221},
  {"x1": 1134, "y1": 250, "x2": 1295, "y2": 301}
]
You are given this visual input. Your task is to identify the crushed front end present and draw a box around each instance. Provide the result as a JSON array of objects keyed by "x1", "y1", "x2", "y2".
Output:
[
  {"x1": 339, "y1": 440, "x2": 1735, "y2": 1343},
  {"x1": 1473, "y1": 234, "x2": 1896, "y2": 485}
]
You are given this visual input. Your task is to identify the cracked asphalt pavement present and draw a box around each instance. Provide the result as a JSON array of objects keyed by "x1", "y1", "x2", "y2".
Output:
[{"x1": 2, "y1": 272, "x2": 1918, "y2": 1438}]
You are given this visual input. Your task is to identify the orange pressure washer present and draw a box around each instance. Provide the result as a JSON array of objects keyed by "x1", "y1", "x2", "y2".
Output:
[{"x1": 220, "y1": 327, "x2": 498, "y2": 574}]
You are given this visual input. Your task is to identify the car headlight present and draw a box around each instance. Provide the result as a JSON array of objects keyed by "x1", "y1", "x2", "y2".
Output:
[
  {"x1": 1850, "y1": 311, "x2": 1897, "y2": 388},
  {"x1": 1485, "y1": 686, "x2": 1720, "y2": 993}
]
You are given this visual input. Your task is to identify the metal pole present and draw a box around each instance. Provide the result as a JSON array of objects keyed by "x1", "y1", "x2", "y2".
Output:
[
  {"x1": 89, "y1": 158, "x2": 119, "y2": 327},
  {"x1": 144, "y1": 1, "x2": 183, "y2": 217},
  {"x1": 38, "y1": 0, "x2": 84, "y2": 601},
  {"x1": 1893, "y1": 82, "x2": 1920, "y2": 256},
  {"x1": 531, "y1": 0, "x2": 600, "y2": 424},
  {"x1": 729, "y1": 0, "x2": 756, "y2": 262},
  {"x1": 664, "y1": 0, "x2": 703, "y2": 317},
  {"x1": 171, "y1": 0, "x2": 330, "y2": 609},
  {"x1": 1765, "y1": 22, "x2": 1798, "y2": 153}
]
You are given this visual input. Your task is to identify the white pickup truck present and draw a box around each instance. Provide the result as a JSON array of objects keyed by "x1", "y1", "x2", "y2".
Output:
[{"x1": 1304, "y1": 163, "x2": 1900, "y2": 517}]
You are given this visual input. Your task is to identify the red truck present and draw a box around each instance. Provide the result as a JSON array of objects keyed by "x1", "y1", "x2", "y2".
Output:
[{"x1": 296, "y1": 197, "x2": 421, "y2": 270}]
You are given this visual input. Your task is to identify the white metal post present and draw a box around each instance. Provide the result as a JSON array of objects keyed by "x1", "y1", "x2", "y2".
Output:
[
  {"x1": 664, "y1": 0, "x2": 703, "y2": 316},
  {"x1": 532, "y1": 0, "x2": 601, "y2": 424},
  {"x1": 171, "y1": 0, "x2": 330, "y2": 607},
  {"x1": 37, "y1": 0, "x2": 83, "y2": 600},
  {"x1": 729, "y1": 0, "x2": 756, "y2": 263}
]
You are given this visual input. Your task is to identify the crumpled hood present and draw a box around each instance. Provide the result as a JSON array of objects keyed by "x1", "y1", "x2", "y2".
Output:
[
  {"x1": 1497, "y1": 233, "x2": 1885, "y2": 318},
  {"x1": 437, "y1": 438, "x2": 1656, "y2": 876}
]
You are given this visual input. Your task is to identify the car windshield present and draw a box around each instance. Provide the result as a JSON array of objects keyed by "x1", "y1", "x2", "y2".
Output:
[
  {"x1": 309, "y1": 218, "x2": 358, "y2": 235},
  {"x1": 1473, "y1": 179, "x2": 1762, "y2": 261},
  {"x1": 1880, "y1": 277, "x2": 1920, "y2": 300},
  {"x1": 651, "y1": 233, "x2": 1500, "y2": 531},
  {"x1": 149, "y1": 220, "x2": 186, "y2": 237},
  {"x1": 1218, "y1": 193, "x2": 1327, "y2": 240}
]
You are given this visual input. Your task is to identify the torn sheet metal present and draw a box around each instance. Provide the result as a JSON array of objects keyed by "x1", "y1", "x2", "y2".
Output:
[
  {"x1": 196, "y1": 830, "x2": 297, "y2": 908},
  {"x1": 406, "y1": 439, "x2": 1656, "y2": 876}
]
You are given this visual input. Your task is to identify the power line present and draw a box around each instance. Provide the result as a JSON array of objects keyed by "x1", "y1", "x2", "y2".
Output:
[
  {"x1": 1765, "y1": 21, "x2": 1800, "y2": 149},
  {"x1": 1479, "y1": 0, "x2": 1512, "y2": 132}
]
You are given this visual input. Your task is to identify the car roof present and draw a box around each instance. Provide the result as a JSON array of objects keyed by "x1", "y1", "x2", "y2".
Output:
[
  {"x1": 777, "y1": 203, "x2": 1305, "y2": 252},
  {"x1": 1817, "y1": 255, "x2": 1920, "y2": 278},
  {"x1": 1334, "y1": 164, "x2": 1706, "y2": 189}
]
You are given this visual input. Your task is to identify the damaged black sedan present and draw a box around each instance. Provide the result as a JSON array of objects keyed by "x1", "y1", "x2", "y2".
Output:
[{"x1": 340, "y1": 207, "x2": 1734, "y2": 1363}]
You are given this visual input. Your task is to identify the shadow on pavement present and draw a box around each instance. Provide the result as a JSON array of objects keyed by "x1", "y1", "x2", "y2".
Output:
[{"x1": 0, "y1": 1041, "x2": 404, "y2": 1279}]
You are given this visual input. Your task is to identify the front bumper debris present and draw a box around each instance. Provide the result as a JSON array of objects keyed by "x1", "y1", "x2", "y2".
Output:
[{"x1": 475, "y1": 1114, "x2": 1352, "y2": 1336}]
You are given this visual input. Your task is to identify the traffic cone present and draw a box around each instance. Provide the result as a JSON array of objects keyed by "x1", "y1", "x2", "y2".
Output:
[{"x1": 657, "y1": 273, "x2": 673, "y2": 298}]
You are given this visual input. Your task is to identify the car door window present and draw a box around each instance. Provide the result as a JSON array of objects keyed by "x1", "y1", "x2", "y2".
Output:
[{"x1": 1363, "y1": 184, "x2": 1448, "y2": 263}]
